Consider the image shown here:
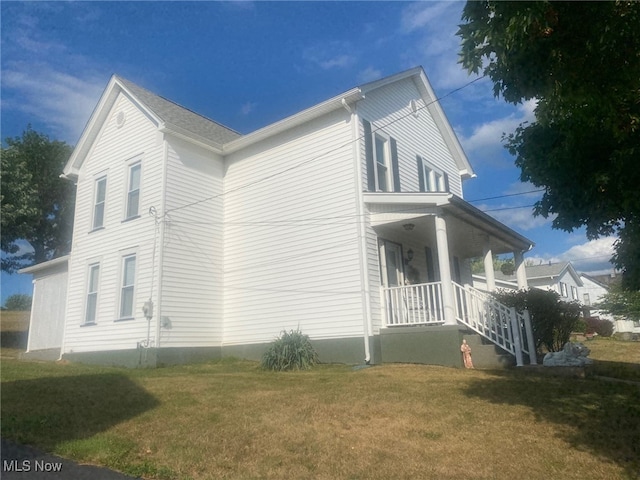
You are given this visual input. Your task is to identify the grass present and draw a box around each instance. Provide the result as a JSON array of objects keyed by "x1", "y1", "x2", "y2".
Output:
[
  {"x1": 0, "y1": 310, "x2": 30, "y2": 358},
  {"x1": 2, "y1": 318, "x2": 639, "y2": 479}
]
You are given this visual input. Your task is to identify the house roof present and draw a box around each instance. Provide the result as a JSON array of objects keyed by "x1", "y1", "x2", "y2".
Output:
[
  {"x1": 115, "y1": 76, "x2": 241, "y2": 145},
  {"x1": 18, "y1": 255, "x2": 69, "y2": 274},
  {"x1": 492, "y1": 261, "x2": 583, "y2": 286},
  {"x1": 64, "y1": 67, "x2": 474, "y2": 180}
]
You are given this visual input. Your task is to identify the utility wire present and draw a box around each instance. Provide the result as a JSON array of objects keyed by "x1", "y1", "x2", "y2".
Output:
[{"x1": 162, "y1": 75, "x2": 487, "y2": 218}]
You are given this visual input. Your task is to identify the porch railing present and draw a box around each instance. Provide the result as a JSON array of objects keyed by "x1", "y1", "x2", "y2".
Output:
[
  {"x1": 382, "y1": 282, "x2": 445, "y2": 326},
  {"x1": 381, "y1": 282, "x2": 537, "y2": 366}
]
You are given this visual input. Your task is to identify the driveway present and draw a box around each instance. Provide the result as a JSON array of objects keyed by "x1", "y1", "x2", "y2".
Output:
[{"x1": 1, "y1": 438, "x2": 139, "y2": 480}]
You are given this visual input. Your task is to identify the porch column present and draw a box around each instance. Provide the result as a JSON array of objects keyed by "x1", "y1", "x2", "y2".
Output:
[
  {"x1": 483, "y1": 237, "x2": 496, "y2": 291},
  {"x1": 514, "y1": 250, "x2": 528, "y2": 290},
  {"x1": 435, "y1": 213, "x2": 456, "y2": 325}
]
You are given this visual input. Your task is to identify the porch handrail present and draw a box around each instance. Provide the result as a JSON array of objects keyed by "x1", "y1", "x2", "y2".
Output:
[
  {"x1": 452, "y1": 282, "x2": 536, "y2": 366},
  {"x1": 381, "y1": 282, "x2": 445, "y2": 326}
]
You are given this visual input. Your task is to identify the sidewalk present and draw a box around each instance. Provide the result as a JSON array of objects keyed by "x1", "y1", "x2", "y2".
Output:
[{"x1": 1, "y1": 438, "x2": 139, "y2": 480}]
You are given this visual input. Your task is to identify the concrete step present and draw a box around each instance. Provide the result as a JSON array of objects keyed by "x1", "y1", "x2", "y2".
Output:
[{"x1": 462, "y1": 333, "x2": 515, "y2": 369}]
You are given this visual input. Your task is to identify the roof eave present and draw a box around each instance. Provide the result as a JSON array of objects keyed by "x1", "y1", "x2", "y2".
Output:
[
  {"x1": 18, "y1": 255, "x2": 70, "y2": 274},
  {"x1": 223, "y1": 88, "x2": 364, "y2": 154}
]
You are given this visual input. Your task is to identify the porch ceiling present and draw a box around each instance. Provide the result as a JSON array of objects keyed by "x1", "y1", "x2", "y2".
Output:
[{"x1": 364, "y1": 192, "x2": 534, "y2": 257}]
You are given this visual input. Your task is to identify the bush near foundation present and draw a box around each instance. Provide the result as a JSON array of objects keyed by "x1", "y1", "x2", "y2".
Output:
[
  {"x1": 585, "y1": 317, "x2": 614, "y2": 337},
  {"x1": 261, "y1": 329, "x2": 319, "y2": 371},
  {"x1": 492, "y1": 288, "x2": 582, "y2": 355}
]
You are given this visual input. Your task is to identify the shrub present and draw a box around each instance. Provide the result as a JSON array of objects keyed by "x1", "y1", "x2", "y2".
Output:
[
  {"x1": 585, "y1": 317, "x2": 614, "y2": 337},
  {"x1": 492, "y1": 288, "x2": 582, "y2": 354},
  {"x1": 261, "y1": 329, "x2": 319, "y2": 371},
  {"x1": 4, "y1": 294, "x2": 32, "y2": 311}
]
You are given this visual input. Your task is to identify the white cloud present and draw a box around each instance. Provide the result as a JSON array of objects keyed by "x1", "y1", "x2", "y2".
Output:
[
  {"x1": 2, "y1": 63, "x2": 105, "y2": 143},
  {"x1": 480, "y1": 203, "x2": 554, "y2": 231},
  {"x1": 527, "y1": 237, "x2": 617, "y2": 275},
  {"x1": 240, "y1": 101, "x2": 257, "y2": 115},
  {"x1": 358, "y1": 66, "x2": 382, "y2": 83},
  {"x1": 459, "y1": 99, "x2": 536, "y2": 157},
  {"x1": 302, "y1": 42, "x2": 356, "y2": 70}
]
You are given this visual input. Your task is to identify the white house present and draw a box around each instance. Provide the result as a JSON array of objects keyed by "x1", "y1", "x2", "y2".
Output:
[
  {"x1": 473, "y1": 262, "x2": 584, "y2": 301},
  {"x1": 22, "y1": 67, "x2": 538, "y2": 368}
]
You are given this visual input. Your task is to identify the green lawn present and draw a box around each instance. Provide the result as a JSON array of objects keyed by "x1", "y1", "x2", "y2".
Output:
[
  {"x1": 2, "y1": 317, "x2": 639, "y2": 480},
  {"x1": 2, "y1": 349, "x2": 639, "y2": 480}
]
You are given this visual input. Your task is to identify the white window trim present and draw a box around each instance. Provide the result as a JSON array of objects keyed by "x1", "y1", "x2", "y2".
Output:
[
  {"x1": 83, "y1": 262, "x2": 101, "y2": 325},
  {"x1": 123, "y1": 157, "x2": 142, "y2": 221},
  {"x1": 420, "y1": 159, "x2": 446, "y2": 193},
  {"x1": 373, "y1": 132, "x2": 391, "y2": 192},
  {"x1": 117, "y1": 250, "x2": 138, "y2": 320},
  {"x1": 91, "y1": 174, "x2": 108, "y2": 231},
  {"x1": 560, "y1": 282, "x2": 568, "y2": 297}
]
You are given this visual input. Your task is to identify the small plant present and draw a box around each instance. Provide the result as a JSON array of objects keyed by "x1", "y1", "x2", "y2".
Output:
[{"x1": 261, "y1": 329, "x2": 319, "y2": 371}]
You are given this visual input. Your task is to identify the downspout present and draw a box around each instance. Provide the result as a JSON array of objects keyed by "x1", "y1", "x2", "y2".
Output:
[
  {"x1": 154, "y1": 136, "x2": 169, "y2": 353},
  {"x1": 349, "y1": 99, "x2": 373, "y2": 364}
]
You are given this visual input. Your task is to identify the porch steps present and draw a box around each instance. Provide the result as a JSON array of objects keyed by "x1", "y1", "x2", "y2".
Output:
[{"x1": 462, "y1": 333, "x2": 516, "y2": 369}]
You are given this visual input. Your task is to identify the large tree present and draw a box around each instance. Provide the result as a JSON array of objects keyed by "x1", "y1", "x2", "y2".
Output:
[
  {"x1": 1, "y1": 127, "x2": 75, "y2": 273},
  {"x1": 458, "y1": 1, "x2": 640, "y2": 290}
]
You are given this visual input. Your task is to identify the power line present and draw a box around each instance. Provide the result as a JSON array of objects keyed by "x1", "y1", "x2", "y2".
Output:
[
  {"x1": 162, "y1": 75, "x2": 487, "y2": 218},
  {"x1": 468, "y1": 189, "x2": 544, "y2": 203}
]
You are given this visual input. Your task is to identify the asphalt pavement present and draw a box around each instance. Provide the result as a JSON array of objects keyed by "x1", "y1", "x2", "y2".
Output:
[{"x1": 1, "y1": 438, "x2": 139, "y2": 480}]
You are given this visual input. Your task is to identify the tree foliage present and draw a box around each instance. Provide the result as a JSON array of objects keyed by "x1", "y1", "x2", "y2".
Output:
[
  {"x1": 493, "y1": 288, "x2": 582, "y2": 354},
  {"x1": 458, "y1": 1, "x2": 640, "y2": 290},
  {"x1": 595, "y1": 284, "x2": 640, "y2": 322},
  {"x1": 1, "y1": 127, "x2": 75, "y2": 273},
  {"x1": 3, "y1": 294, "x2": 33, "y2": 311}
]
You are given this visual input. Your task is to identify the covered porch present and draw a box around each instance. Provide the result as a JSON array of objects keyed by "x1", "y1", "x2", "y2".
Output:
[{"x1": 364, "y1": 192, "x2": 537, "y2": 366}]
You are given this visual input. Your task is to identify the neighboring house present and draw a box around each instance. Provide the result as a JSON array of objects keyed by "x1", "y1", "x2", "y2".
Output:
[
  {"x1": 22, "y1": 67, "x2": 538, "y2": 368},
  {"x1": 473, "y1": 262, "x2": 584, "y2": 301},
  {"x1": 581, "y1": 273, "x2": 639, "y2": 334}
]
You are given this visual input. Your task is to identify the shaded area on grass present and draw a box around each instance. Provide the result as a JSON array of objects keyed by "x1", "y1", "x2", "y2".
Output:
[
  {"x1": 1, "y1": 310, "x2": 30, "y2": 358},
  {"x1": 463, "y1": 370, "x2": 640, "y2": 478},
  {"x1": 591, "y1": 359, "x2": 640, "y2": 383},
  {"x1": 1, "y1": 373, "x2": 160, "y2": 451}
]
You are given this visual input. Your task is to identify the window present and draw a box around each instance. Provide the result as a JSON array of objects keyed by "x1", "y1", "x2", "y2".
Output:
[
  {"x1": 85, "y1": 264, "x2": 100, "y2": 324},
  {"x1": 125, "y1": 162, "x2": 141, "y2": 219},
  {"x1": 119, "y1": 254, "x2": 136, "y2": 319},
  {"x1": 92, "y1": 176, "x2": 107, "y2": 229},
  {"x1": 583, "y1": 293, "x2": 591, "y2": 306},
  {"x1": 418, "y1": 157, "x2": 448, "y2": 193},
  {"x1": 571, "y1": 286, "x2": 579, "y2": 300},
  {"x1": 373, "y1": 134, "x2": 390, "y2": 192},
  {"x1": 560, "y1": 282, "x2": 568, "y2": 297}
]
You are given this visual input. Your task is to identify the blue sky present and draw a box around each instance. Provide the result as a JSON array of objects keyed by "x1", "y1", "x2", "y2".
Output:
[{"x1": 1, "y1": 1, "x2": 617, "y2": 304}]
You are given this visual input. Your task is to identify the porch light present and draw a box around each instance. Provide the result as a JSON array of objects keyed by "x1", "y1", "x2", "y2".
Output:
[
  {"x1": 406, "y1": 249, "x2": 414, "y2": 263},
  {"x1": 403, "y1": 223, "x2": 415, "y2": 231}
]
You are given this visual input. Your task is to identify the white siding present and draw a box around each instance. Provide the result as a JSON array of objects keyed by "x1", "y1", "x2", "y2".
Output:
[
  {"x1": 358, "y1": 78, "x2": 463, "y2": 197},
  {"x1": 27, "y1": 265, "x2": 67, "y2": 351},
  {"x1": 159, "y1": 137, "x2": 224, "y2": 347},
  {"x1": 63, "y1": 93, "x2": 164, "y2": 353},
  {"x1": 223, "y1": 109, "x2": 364, "y2": 345}
]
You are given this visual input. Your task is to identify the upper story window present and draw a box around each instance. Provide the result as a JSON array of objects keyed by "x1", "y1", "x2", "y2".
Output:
[
  {"x1": 560, "y1": 282, "x2": 568, "y2": 297},
  {"x1": 125, "y1": 162, "x2": 141, "y2": 220},
  {"x1": 363, "y1": 119, "x2": 400, "y2": 193},
  {"x1": 583, "y1": 293, "x2": 591, "y2": 306},
  {"x1": 417, "y1": 156, "x2": 449, "y2": 193},
  {"x1": 374, "y1": 133, "x2": 391, "y2": 192},
  {"x1": 571, "y1": 286, "x2": 579, "y2": 300},
  {"x1": 119, "y1": 254, "x2": 136, "y2": 319},
  {"x1": 92, "y1": 176, "x2": 107, "y2": 230},
  {"x1": 84, "y1": 263, "x2": 100, "y2": 324}
]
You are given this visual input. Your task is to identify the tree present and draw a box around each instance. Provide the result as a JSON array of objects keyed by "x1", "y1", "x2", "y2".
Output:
[
  {"x1": 595, "y1": 284, "x2": 640, "y2": 322},
  {"x1": 4, "y1": 294, "x2": 33, "y2": 311},
  {"x1": 458, "y1": 1, "x2": 640, "y2": 290},
  {"x1": 1, "y1": 127, "x2": 75, "y2": 273},
  {"x1": 493, "y1": 288, "x2": 581, "y2": 355}
]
